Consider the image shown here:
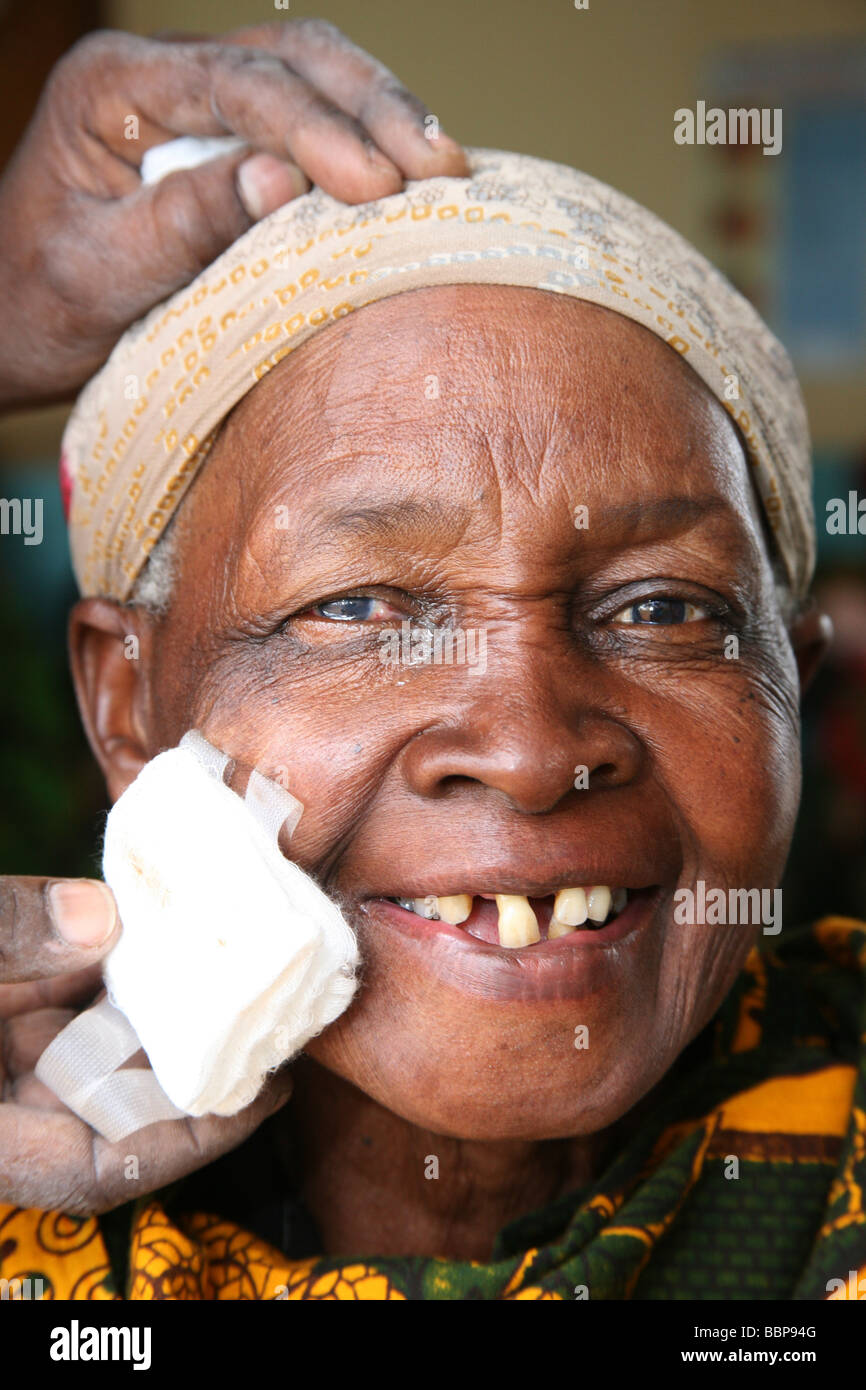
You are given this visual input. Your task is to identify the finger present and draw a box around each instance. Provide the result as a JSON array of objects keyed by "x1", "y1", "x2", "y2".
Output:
[
  {"x1": 236, "y1": 152, "x2": 312, "y2": 221},
  {"x1": 69, "y1": 34, "x2": 406, "y2": 203},
  {"x1": 204, "y1": 50, "x2": 404, "y2": 202},
  {"x1": 0, "y1": 1066, "x2": 293, "y2": 1214},
  {"x1": 103, "y1": 128, "x2": 311, "y2": 219},
  {"x1": 0, "y1": 878, "x2": 118, "y2": 985},
  {"x1": 0, "y1": 964, "x2": 104, "y2": 1020},
  {"x1": 4, "y1": 1007, "x2": 79, "y2": 1077},
  {"x1": 156, "y1": 21, "x2": 466, "y2": 173},
  {"x1": 223, "y1": 20, "x2": 470, "y2": 179},
  {"x1": 0, "y1": 1104, "x2": 97, "y2": 1211},
  {"x1": 101, "y1": 148, "x2": 308, "y2": 305},
  {"x1": 5, "y1": 1071, "x2": 70, "y2": 1112},
  {"x1": 102, "y1": 1066, "x2": 295, "y2": 1210}
]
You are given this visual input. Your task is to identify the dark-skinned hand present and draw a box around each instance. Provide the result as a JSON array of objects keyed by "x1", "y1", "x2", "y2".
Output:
[{"x1": 0, "y1": 20, "x2": 468, "y2": 409}]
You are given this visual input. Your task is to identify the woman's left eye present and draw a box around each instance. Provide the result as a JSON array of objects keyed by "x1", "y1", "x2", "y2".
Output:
[
  {"x1": 611, "y1": 597, "x2": 710, "y2": 626},
  {"x1": 306, "y1": 595, "x2": 403, "y2": 622}
]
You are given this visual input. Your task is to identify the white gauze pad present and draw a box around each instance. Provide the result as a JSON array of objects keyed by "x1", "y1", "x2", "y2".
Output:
[
  {"x1": 140, "y1": 135, "x2": 247, "y2": 185},
  {"x1": 37, "y1": 732, "x2": 360, "y2": 1136}
]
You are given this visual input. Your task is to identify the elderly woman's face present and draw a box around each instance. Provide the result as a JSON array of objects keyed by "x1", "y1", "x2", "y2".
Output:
[{"x1": 125, "y1": 286, "x2": 804, "y2": 1139}]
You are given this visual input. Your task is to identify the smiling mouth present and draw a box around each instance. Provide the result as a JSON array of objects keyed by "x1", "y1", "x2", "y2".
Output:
[{"x1": 386, "y1": 886, "x2": 637, "y2": 948}]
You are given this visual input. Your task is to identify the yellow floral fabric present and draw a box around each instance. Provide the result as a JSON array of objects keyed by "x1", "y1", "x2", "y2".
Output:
[{"x1": 2, "y1": 918, "x2": 865, "y2": 1300}]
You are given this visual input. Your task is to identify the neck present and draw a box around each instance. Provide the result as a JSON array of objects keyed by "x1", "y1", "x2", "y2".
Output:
[{"x1": 282, "y1": 1057, "x2": 628, "y2": 1262}]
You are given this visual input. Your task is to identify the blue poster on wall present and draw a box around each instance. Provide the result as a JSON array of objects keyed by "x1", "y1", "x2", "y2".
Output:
[
  {"x1": 702, "y1": 42, "x2": 866, "y2": 376},
  {"x1": 778, "y1": 102, "x2": 866, "y2": 371}
]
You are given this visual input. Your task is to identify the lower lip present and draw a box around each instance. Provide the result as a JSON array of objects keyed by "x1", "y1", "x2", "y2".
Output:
[{"x1": 361, "y1": 889, "x2": 661, "y2": 1002}]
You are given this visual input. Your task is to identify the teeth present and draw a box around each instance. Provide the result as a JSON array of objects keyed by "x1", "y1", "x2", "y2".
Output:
[
  {"x1": 495, "y1": 894, "x2": 540, "y2": 949},
  {"x1": 395, "y1": 884, "x2": 628, "y2": 938},
  {"x1": 436, "y1": 894, "x2": 474, "y2": 925},
  {"x1": 587, "y1": 885, "x2": 612, "y2": 923},
  {"x1": 552, "y1": 887, "x2": 588, "y2": 928}
]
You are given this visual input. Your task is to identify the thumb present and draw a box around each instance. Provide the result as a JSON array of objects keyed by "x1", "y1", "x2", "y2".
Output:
[
  {"x1": 111, "y1": 148, "x2": 310, "y2": 298},
  {"x1": 236, "y1": 151, "x2": 311, "y2": 221}
]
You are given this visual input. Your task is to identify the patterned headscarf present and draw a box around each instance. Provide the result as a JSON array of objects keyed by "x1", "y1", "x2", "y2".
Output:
[{"x1": 60, "y1": 148, "x2": 815, "y2": 602}]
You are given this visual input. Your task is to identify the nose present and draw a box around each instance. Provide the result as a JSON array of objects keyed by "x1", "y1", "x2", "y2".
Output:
[{"x1": 399, "y1": 647, "x2": 644, "y2": 814}]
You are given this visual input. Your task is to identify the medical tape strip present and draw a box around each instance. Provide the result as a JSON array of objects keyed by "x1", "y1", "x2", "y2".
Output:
[
  {"x1": 245, "y1": 769, "x2": 304, "y2": 843},
  {"x1": 179, "y1": 728, "x2": 230, "y2": 781},
  {"x1": 35, "y1": 731, "x2": 302, "y2": 1143},
  {"x1": 34, "y1": 996, "x2": 188, "y2": 1143}
]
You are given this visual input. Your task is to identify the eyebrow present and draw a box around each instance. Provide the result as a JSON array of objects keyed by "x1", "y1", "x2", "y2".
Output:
[
  {"x1": 301, "y1": 492, "x2": 733, "y2": 543},
  {"x1": 595, "y1": 495, "x2": 733, "y2": 534},
  {"x1": 327, "y1": 499, "x2": 473, "y2": 537},
  {"x1": 243, "y1": 487, "x2": 756, "y2": 614}
]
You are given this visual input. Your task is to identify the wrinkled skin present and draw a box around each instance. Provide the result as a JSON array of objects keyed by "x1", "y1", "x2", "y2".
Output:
[
  {"x1": 0, "y1": 17, "x2": 466, "y2": 1226},
  {"x1": 70, "y1": 286, "x2": 830, "y2": 1258}
]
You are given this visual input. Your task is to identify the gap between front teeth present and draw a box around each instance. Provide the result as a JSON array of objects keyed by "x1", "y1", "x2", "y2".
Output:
[{"x1": 398, "y1": 887, "x2": 626, "y2": 948}]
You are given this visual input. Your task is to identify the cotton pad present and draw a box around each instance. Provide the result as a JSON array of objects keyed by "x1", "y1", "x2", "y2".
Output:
[
  {"x1": 140, "y1": 135, "x2": 247, "y2": 185},
  {"x1": 37, "y1": 733, "x2": 359, "y2": 1135}
]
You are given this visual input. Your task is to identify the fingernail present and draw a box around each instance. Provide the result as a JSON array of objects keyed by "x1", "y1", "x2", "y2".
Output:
[
  {"x1": 237, "y1": 154, "x2": 309, "y2": 220},
  {"x1": 363, "y1": 142, "x2": 402, "y2": 179},
  {"x1": 422, "y1": 131, "x2": 468, "y2": 165},
  {"x1": 49, "y1": 881, "x2": 117, "y2": 947}
]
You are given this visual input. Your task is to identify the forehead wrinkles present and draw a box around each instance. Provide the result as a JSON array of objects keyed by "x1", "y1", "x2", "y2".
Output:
[
  {"x1": 187, "y1": 286, "x2": 763, "y2": 586},
  {"x1": 301, "y1": 288, "x2": 752, "y2": 517}
]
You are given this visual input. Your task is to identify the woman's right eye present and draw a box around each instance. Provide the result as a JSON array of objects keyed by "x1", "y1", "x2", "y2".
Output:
[{"x1": 302, "y1": 595, "x2": 405, "y2": 623}]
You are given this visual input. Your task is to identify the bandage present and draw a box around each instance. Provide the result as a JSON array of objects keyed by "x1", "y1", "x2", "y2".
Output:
[{"x1": 36, "y1": 732, "x2": 359, "y2": 1141}]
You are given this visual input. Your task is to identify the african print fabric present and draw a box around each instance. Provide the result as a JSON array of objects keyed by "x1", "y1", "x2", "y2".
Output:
[{"x1": 2, "y1": 917, "x2": 865, "y2": 1300}]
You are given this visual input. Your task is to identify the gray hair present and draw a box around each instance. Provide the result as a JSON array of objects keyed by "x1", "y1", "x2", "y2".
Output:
[{"x1": 127, "y1": 522, "x2": 179, "y2": 616}]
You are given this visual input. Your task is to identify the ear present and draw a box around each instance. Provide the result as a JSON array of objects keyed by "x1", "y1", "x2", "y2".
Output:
[
  {"x1": 69, "y1": 598, "x2": 157, "y2": 803},
  {"x1": 789, "y1": 602, "x2": 833, "y2": 695}
]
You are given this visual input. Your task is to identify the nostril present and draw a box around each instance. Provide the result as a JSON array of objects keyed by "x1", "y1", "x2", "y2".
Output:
[
  {"x1": 589, "y1": 762, "x2": 619, "y2": 787},
  {"x1": 433, "y1": 774, "x2": 481, "y2": 798},
  {"x1": 402, "y1": 713, "x2": 643, "y2": 807}
]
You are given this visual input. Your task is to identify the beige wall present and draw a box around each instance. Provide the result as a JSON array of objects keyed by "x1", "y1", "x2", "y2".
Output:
[{"x1": 3, "y1": 0, "x2": 865, "y2": 459}]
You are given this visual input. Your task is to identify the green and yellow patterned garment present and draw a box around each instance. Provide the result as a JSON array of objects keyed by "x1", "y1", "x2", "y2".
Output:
[{"x1": 2, "y1": 917, "x2": 865, "y2": 1300}]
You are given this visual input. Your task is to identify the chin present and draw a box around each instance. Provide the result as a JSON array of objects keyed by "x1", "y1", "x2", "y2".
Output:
[{"x1": 308, "y1": 1026, "x2": 659, "y2": 1142}]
